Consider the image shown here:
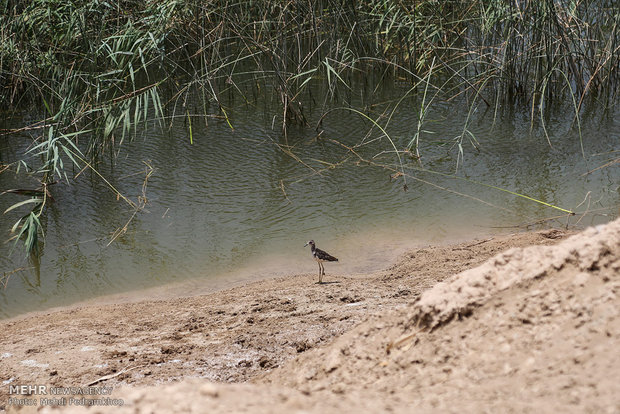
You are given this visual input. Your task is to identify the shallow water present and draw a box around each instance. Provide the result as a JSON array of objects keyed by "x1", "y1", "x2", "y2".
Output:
[{"x1": 1, "y1": 89, "x2": 618, "y2": 319}]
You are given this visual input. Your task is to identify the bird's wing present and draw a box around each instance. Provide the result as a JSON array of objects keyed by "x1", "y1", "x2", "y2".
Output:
[{"x1": 316, "y1": 248, "x2": 338, "y2": 261}]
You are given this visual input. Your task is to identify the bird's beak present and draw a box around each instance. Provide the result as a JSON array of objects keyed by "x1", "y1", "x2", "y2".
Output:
[{"x1": 304, "y1": 242, "x2": 309, "y2": 247}]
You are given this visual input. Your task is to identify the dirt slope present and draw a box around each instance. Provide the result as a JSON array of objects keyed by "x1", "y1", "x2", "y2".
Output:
[{"x1": 263, "y1": 219, "x2": 620, "y2": 413}]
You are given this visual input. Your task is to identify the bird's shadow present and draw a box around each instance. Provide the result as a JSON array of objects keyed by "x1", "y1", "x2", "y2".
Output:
[{"x1": 315, "y1": 281, "x2": 340, "y2": 285}]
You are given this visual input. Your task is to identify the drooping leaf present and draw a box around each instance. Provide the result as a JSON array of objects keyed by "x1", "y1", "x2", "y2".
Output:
[{"x1": 4, "y1": 198, "x2": 44, "y2": 215}]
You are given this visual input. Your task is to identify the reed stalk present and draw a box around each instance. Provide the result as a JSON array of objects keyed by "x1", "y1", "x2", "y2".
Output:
[{"x1": 0, "y1": 0, "x2": 617, "y2": 256}]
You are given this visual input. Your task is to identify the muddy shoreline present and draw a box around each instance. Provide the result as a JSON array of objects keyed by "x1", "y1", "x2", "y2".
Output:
[{"x1": 1, "y1": 223, "x2": 619, "y2": 413}]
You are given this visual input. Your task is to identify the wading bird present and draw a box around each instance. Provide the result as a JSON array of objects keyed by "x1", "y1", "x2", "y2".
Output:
[{"x1": 304, "y1": 240, "x2": 338, "y2": 284}]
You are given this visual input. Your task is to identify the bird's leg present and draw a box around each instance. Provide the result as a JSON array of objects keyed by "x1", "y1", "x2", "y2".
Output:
[
  {"x1": 319, "y1": 263, "x2": 324, "y2": 284},
  {"x1": 317, "y1": 263, "x2": 321, "y2": 282}
]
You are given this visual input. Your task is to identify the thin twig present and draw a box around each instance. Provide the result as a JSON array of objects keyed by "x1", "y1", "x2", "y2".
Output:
[
  {"x1": 279, "y1": 180, "x2": 291, "y2": 204},
  {"x1": 386, "y1": 328, "x2": 422, "y2": 354},
  {"x1": 84, "y1": 364, "x2": 147, "y2": 387}
]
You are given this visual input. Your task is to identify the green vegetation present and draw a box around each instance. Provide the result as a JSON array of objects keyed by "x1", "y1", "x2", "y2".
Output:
[{"x1": 1, "y1": 0, "x2": 618, "y2": 256}]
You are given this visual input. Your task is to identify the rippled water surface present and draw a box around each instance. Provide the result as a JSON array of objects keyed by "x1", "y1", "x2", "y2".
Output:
[{"x1": 1, "y1": 92, "x2": 618, "y2": 318}]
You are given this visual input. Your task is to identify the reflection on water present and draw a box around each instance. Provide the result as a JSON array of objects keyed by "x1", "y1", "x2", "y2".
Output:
[{"x1": 0, "y1": 92, "x2": 618, "y2": 319}]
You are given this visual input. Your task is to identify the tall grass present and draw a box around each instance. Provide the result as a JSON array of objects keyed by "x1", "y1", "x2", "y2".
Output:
[{"x1": 1, "y1": 0, "x2": 618, "y2": 256}]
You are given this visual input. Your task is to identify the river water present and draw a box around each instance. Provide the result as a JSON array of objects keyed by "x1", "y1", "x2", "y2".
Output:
[{"x1": 1, "y1": 88, "x2": 618, "y2": 319}]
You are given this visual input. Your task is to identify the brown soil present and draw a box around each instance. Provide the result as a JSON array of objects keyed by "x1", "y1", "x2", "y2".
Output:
[{"x1": 1, "y1": 220, "x2": 619, "y2": 413}]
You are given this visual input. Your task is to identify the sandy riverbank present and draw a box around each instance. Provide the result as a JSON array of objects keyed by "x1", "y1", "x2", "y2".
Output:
[{"x1": 1, "y1": 220, "x2": 619, "y2": 413}]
